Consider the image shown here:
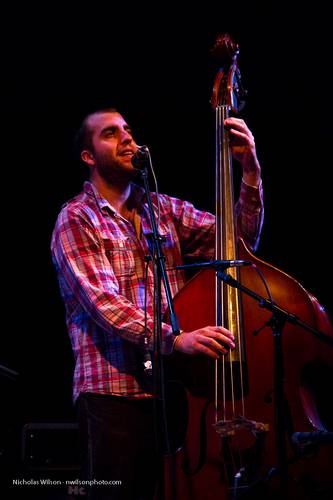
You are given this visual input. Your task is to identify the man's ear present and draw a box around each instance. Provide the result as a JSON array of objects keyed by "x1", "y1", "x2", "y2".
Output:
[{"x1": 81, "y1": 149, "x2": 95, "y2": 166}]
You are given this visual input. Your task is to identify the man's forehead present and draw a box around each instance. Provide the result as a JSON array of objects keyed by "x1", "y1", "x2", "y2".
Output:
[{"x1": 87, "y1": 111, "x2": 127, "y2": 131}]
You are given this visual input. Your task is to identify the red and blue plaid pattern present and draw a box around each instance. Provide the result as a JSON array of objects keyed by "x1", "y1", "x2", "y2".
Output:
[{"x1": 51, "y1": 181, "x2": 263, "y2": 401}]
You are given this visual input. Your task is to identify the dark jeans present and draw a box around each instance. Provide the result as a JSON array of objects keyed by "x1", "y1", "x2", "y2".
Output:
[{"x1": 77, "y1": 393, "x2": 161, "y2": 500}]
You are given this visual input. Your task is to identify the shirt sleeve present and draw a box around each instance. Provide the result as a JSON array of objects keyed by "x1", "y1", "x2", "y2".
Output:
[
  {"x1": 235, "y1": 180, "x2": 264, "y2": 252},
  {"x1": 160, "y1": 179, "x2": 264, "y2": 257},
  {"x1": 51, "y1": 207, "x2": 175, "y2": 354}
]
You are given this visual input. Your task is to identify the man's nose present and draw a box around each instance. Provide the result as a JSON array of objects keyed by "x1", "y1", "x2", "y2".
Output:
[{"x1": 120, "y1": 130, "x2": 132, "y2": 144}]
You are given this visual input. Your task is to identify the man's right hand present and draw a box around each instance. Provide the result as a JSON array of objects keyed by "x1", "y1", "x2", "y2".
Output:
[{"x1": 173, "y1": 326, "x2": 235, "y2": 359}]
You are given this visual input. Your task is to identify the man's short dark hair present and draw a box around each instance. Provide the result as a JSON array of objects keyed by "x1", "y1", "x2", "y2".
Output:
[{"x1": 73, "y1": 107, "x2": 119, "y2": 163}]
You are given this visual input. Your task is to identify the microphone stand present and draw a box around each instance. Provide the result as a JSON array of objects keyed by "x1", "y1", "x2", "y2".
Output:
[
  {"x1": 176, "y1": 260, "x2": 333, "y2": 497},
  {"x1": 138, "y1": 158, "x2": 181, "y2": 499},
  {"x1": 0, "y1": 363, "x2": 19, "y2": 381}
]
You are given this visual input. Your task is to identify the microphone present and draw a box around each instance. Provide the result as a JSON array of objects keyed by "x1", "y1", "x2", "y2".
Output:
[
  {"x1": 176, "y1": 260, "x2": 252, "y2": 271},
  {"x1": 131, "y1": 145, "x2": 150, "y2": 169}
]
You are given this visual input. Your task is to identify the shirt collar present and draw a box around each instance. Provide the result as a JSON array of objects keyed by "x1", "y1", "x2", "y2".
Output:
[
  {"x1": 83, "y1": 180, "x2": 146, "y2": 215},
  {"x1": 83, "y1": 180, "x2": 168, "y2": 235}
]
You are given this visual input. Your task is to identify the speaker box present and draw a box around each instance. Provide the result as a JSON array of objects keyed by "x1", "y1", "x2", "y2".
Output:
[{"x1": 22, "y1": 422, "x2": 80, "y2": 472}]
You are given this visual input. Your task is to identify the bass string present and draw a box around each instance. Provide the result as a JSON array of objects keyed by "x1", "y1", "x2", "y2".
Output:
[{"x1": 216, "y1": 105, "x2": 246, "y2": 422}]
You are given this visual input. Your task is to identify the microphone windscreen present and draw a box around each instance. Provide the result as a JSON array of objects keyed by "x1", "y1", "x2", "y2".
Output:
[{"x1": 131, "y1": 145, "x2": 149, "y2": 169}]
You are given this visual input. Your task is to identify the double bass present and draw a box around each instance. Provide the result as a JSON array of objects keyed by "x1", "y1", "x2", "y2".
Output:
[{"x1": 163, "y1": 34, "x2": 333, "y2": 499}]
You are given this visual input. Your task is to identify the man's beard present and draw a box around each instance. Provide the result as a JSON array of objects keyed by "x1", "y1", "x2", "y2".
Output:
[{"x1": 96, "y1": 157, "x2": 140, "y2": 184}]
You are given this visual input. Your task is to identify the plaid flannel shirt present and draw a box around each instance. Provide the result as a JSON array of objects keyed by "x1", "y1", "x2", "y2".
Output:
[{"x1": 51, "y1": 180, "x2": 263, "y2": 401}]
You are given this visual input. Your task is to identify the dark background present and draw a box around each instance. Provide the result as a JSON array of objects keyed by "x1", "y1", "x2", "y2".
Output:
[{"x1": 1, "y1": 0, "x2": 332, "y2": 473}]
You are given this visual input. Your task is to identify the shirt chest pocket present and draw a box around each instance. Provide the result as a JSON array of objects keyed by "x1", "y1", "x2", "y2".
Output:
[{"x1": 103, "y1": 238, "x2": 135, "y2": 277}]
